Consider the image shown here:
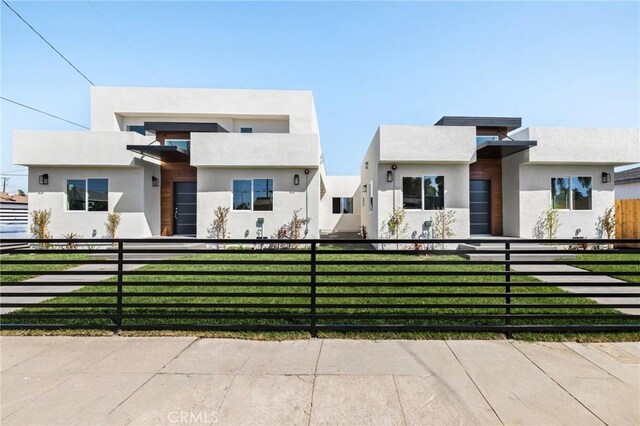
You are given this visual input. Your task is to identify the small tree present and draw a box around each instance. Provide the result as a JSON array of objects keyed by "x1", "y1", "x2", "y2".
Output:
[
  {"x1": 382, "y1": 207, "x2": 407, "y2": 239},
  {"x1": 431, "y1": 209, "x2": 456, "y2": 249},
  {"x1": 17, "y1": 189, "x2": 25, "y2": 196},
  {"x1": 105, "y1": 212, "x2": 121, "y2": 240},
  {"x1": 544, "y1": 208, "x2": 560, "y2": 239},
  {"x1": 30, "y1": 209, "x2": 52, "y2": 248},
  {"x1": 596, "y1": 206, "x2": 616, "y2": 240},
  {"x1": 207, "y1": 206, "x2": 230, "y2": 239},
  {"x1": 271, "y1": 209, "x2": 310, "y2": 248}
]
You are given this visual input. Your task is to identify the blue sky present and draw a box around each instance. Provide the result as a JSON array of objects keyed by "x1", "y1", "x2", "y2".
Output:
[{"x1": 2, "y1": 1, "x2": 639, "y2": 193}]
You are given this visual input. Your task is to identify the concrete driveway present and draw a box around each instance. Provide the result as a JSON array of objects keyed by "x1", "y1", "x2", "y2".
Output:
[{"x1": 1, "y1": 337, "x2": 638, "y2": 425}]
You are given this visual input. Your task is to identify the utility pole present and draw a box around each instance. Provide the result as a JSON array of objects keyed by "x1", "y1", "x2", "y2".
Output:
[{"x1": 1, "y1": 177, "x2": 9, "y2": 193}]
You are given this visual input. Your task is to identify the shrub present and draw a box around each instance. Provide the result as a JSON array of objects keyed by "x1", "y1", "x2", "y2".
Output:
[
  {"x1": 62, "y1": 232, "x2": 82, "y2": 250},
  {"x1": 533, "y1": 208, "x2": 561, "y2": 240},
  {"x1": 381, "y1": 207, "x2": 407, "y2": 239},
  {"x1": 207, "y1": 206, "x2": 230, "y2": 239},
  {"x1": 359, "y1": 225, "x2": 368, "y2": 240},
  {"x1": 29, "y1": 209, "x2": 52, "y2": 248},
  {"x1": 105, "y1": 212, "x2": 121, "y2": 239},
  {"x1": 596, "y1": 206, "x2": 616, "y2": 240},
  {"x1": 270, "y1": 209, "x2": 310, "y2": 248},
  {"x1": 431, "y1": 209, "x2": 456, "y2": 249}
]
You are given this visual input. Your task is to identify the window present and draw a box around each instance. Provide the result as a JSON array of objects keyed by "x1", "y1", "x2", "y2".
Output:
[
  {"x1": 232, "y1": 179, "x2": 273, "y2": 211},
  {"x1": 368, "y1": 181, "x2": 373, "y2": 212},
  {"x1": 165, "y1": 139, "x2": 190, "y2": 152},
  {"x1": 551, "y1": 177, "x2": 592, "y2": 210},
  {"x1": 253, "y1": 179, "x2": 273, "y2": 211},
  {"x1": 476, "y1": 135, "x2": 499, "y2": 144},
  {"x1": 240, "y1": 127, "x2": 253, "y2": 133},
  {"x1": 402, "y1": 177, "x2": 422, "y2": 209},
  {"x1": 424, "y1": 176, "x2": 445, "y2": 210},
  {"x1": 332, "y1": 197, "x2": 353, "y2": 214},
  {"x1": 401, "y1": 175, "x2": 445, "y2": 210},
  {"x1": 66, "y1": 178, "x2": 108, "y2": 211},
  {"x1": 126, "y1": 125, "x2": 145, "y2": 135}
]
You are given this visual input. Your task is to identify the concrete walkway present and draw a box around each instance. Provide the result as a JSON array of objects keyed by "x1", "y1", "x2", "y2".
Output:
[
  {"x1": 1, "y1": 337, "x2": 638, "y2": 425},
  {"x1": 511, "y1": 264, "x2": 640, "y2": 314}
]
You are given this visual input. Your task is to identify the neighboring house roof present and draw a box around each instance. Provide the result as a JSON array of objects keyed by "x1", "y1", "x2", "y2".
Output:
[
  {"x1": 615, "y1": 166, "x2": 640, "y2": 185},
  {"x1": 0, "y1": 192, "x2": 28, "y2": 204}
]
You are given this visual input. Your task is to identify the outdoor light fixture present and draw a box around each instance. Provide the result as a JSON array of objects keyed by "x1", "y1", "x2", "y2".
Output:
[
  {"x1": 304, "y1": 169, "x2": 310, "y2": 175},
  {"x1": 294, "y1": 174, "x2": 300, "y2": 185},
  {"x1": 38, "y1": 174, "x2": 48, "y2": 185},
  {"x1": 151, "y1": 176, "x2": 159, "y2": 187},
  {"x1": 365, "y1": 161, "x2": 369, "y2": 169},
  {"x1": 601, "y1": 172, "x2": 611, "y2": 184},
  {"x1": 387, "y1": 170, "x2": 393, "y2": 182},
  {"x1": 362, "y1": 184, "x2": 367, "y2": 193}
]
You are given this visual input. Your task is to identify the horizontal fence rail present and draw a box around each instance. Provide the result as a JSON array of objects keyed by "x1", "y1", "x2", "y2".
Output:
[{"x1": 1, "y1": 238, "x2": 639, "y2": 338}]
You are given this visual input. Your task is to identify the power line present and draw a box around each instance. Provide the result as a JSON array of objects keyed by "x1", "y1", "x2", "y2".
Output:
[
  {"x1": 88, "y1": 2, "x2": 166, "y2": 86},
  {"x1": 1, "y1": 97, "x2": 89, "y2": 129},
  {"x1": 2, "y1": 0, "x2": 95, "y2": 86}
]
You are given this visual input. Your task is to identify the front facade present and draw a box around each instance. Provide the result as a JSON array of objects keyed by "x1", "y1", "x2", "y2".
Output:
[{"x1": 13, "y1": 87, "x2": 639, "y2": 240}]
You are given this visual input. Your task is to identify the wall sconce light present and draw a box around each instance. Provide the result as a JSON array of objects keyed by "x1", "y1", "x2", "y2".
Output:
[
  {"x1": 365, "y1": 161, "x2": 369, "y2": 170},
  {"x1": 152, "y1": 176, "x2": 159, "y2": 187},
  {"x1": 362, "y1": 184, "x2": 367, "y2": 193},
  {"x1": 386, "y1": 170, "x2": 393, "y2": 182},
  {"x1": 38, "y1": 174, "x2": 48, "y2": 185},
  {"x1": 294, "y1": 174, "x2": 300, "y2": 185},
  {"x1": 601, "y1": 172, "x2": 611, "y2": 184},
  {"x1": 304, "y1": 169, "x2": 309, "y2": 175}
]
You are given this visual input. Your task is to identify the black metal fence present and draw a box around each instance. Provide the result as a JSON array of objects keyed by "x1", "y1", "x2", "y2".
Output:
[{"x1": 1, "y1": 238, "x2": 639, "y2": 337}]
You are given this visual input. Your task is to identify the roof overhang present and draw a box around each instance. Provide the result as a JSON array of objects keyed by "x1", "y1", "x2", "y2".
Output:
[
  {"x1": 143, "y1": 122, "x2": 228, "y2": 133},
  {"x1": 126, "y1": 145, "x2": 189, "y2": 162},
  {"x1": 476, "y1": 140, "x2": 537, "y2": 159},
  {"x1": 435, "y1": 116, "x2": 522, "y2": 132}
]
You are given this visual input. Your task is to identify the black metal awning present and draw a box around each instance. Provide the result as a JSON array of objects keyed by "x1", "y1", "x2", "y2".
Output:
[
  {"x1": 476, "y1": 140, "x2": 537, "y2": 159},
  {"x1": 126, "y1": 145, "x2": 189, "y2": 162}
]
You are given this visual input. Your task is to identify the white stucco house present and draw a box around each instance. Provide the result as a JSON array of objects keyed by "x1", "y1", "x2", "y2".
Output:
[
  {"x1": 615, "y1": 166, "x2": 640, "y2": 200},
  {"x1": 13, "y1": 87, "x2": 640, "y2": 240}
]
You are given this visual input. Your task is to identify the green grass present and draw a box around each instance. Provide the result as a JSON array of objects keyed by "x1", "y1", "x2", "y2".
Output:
[
  {"x1": 572, "y1": 253, "x2": 640, "y2": 283},
  {"x1": 2, "y1": 248, "x2": 636, "y2": 341},
  {"x1": 1, "y1": 253, "x2": 91, "y2": 284}
]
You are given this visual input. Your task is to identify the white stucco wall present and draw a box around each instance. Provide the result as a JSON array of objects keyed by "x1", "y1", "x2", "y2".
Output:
[
  {"x1": 502, "y1": 152, "x2": 524, "y2": 237},
  {"x1": 190, "y1": 133, "x2": 319, "y2": 167},
  {"x1": 615, "y1": 182, "x2": 640, "y2": 200},
  {"x1": 360, "y1": 129, "x2": 380, "y2": 239},
  {"x1": 378, "y1": 125, "x2": 476, "y2": 163},
  {"x1": 511, "y1": 127, "x2": 640, "y2": 165},
  {"x1": 517, "y1": 164, "x2": 616, "y2": 238},
  {"x1": 26, "y1": 164, "x2": 160, "y2": 238},
  {"x1": 91, "y1": 87, "x2": 318, "y2": 135},
  {"x1": 14, "y1": 131, "x2": 151, "y2": 166},
  {"x1": 376, "y1": 163, "x2": 470, "y2": 239},
  {"x1": 196, "y1": 167, "x2": 320, "y2": 239},
  {"x1": 319, "y1": 176, "x2": 362, "y2": 234}
]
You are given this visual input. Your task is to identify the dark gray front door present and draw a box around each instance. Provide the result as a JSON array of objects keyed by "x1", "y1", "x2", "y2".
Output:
[
  {"x1": 470, "y1": 179, "x2": 491, "y2": 234},
  {"x1": 174, "y1": 182, "x2": 197, "y2": 236}
]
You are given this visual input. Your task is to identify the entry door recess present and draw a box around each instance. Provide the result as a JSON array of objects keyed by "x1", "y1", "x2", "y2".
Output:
[
  {"x1": 470, "y1": 179, "x2": 491, "y2": 235},
  {"x1": 173, "y1": 182, "x2": 197, "y2": 236}
]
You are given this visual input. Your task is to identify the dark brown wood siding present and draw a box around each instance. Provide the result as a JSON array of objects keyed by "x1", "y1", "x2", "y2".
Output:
[
  {"x1": 157, "y1": 132, "x2": 197, "y2": 236},
  {"x1": 469, "y1": 159, "x2": 503, "y2": 236}
]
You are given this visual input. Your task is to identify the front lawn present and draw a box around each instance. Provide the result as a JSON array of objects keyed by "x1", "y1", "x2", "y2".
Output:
[
  {"x1": 2, "y1": 248, "x2": 635, "y2": 340},
  {"x1": 572, "y1": 253, "x2": 640, "y2": 283},
  {"x1": 0, "y1": 253, "x2": 92, "y2": 284}
]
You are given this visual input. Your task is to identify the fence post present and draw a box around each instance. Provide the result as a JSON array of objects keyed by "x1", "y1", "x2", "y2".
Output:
[
  {"x1": 505, "y1": 241, "x2": 512, "y2": 339},
  {"x1": 310, "y1": 241, "x2": 317, "y2": 338},
  {"x1": 116, "y1": 241, "x2": 123, "y2": 333}
]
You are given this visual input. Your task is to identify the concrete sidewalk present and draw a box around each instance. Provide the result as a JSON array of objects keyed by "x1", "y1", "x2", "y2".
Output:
[{"x1": 1, "y1": 337, "x2": 638, "y2": 425}]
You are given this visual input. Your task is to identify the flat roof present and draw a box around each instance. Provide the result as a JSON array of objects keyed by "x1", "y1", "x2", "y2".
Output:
[
  {"x1": 434, "y1": 116, "x2": 522, "y2": 132},
  {"x1": 143, "y1": 122, "x2": 228, "y2": 133}
]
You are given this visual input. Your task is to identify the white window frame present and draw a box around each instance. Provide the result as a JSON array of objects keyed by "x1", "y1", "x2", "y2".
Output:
[
  {"x1": 550, "y1": 175, "x2": 593, "y2": 211},
  {"x1": 64, "y1": 177, "x2": 110, "y2": 213},
  {"x1": 401, "y1": 175, "x2": 445, "y2": 211},
  {"x1": 231, "y1": 178, "x2": 275, "y2": 212}
]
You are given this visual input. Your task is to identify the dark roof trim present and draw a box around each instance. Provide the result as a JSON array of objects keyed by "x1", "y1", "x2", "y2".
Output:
[
  {"x1": 615, "y1": 166, "x2": 640, "y2": 185},
  {"x1": 144, "y1": 122, "x2": 228, "y2": 133},
  {"x1": 127, "y1": 145, "x2": 189, "y2": 162},
  {"x1": 435, "y1": 116, "x2": 522, "y2": 131},
  {"x1": 476, "y1": 140, "x2": 537, "y2": 159}
]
